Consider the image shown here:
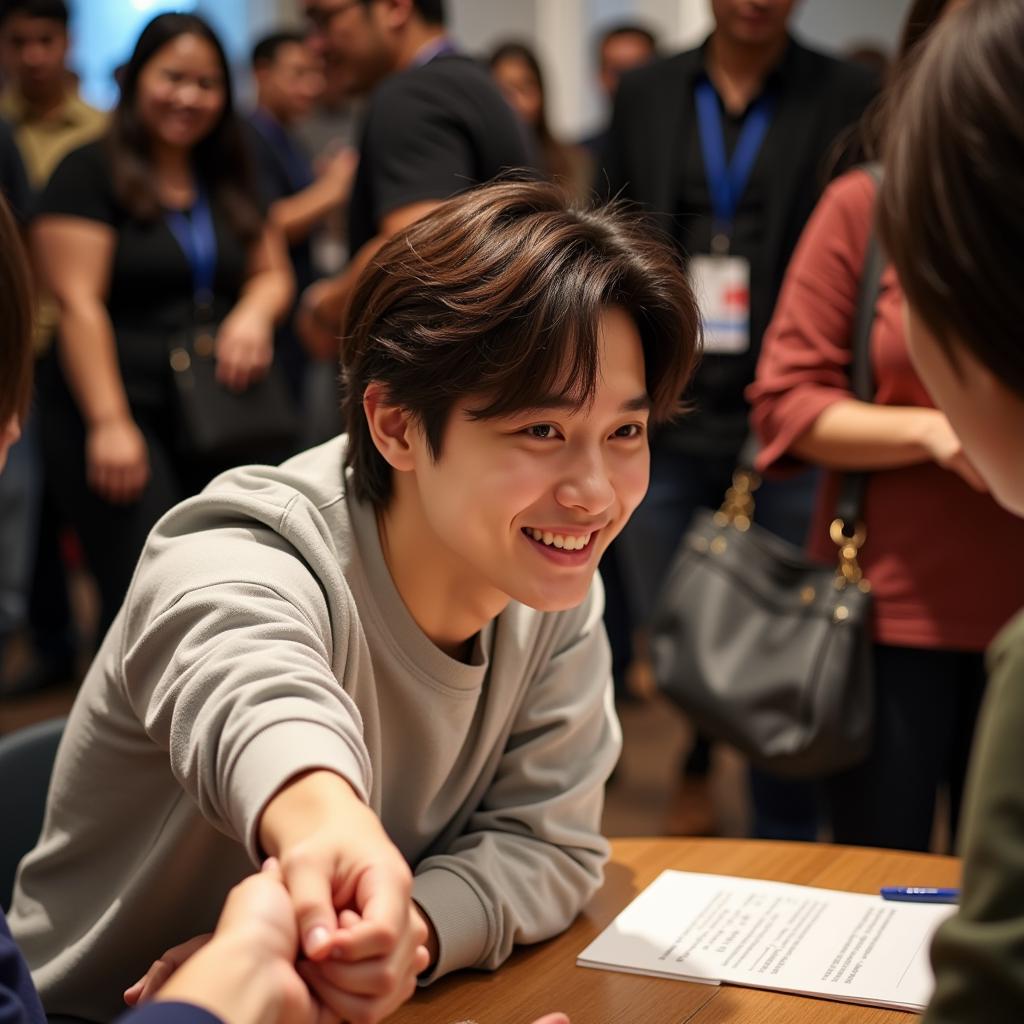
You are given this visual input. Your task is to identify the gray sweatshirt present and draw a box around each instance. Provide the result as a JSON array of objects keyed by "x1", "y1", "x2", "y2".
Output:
[{"x1": 8, "y1": 437, "x2": 621, "y2": 1021}]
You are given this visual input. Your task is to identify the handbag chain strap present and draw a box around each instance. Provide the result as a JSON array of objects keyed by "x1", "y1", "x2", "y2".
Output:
[
  {"x1": 829, "y1": 162, "x2": 883, "y2": 594},
  {"x1": 724, "y1": 164, "x2": 884, "y2": 593}
]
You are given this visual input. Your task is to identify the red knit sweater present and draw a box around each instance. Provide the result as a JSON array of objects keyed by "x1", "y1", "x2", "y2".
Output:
[{"x1": 748, "y1": 169, "x2": 1024, "y2": 651}]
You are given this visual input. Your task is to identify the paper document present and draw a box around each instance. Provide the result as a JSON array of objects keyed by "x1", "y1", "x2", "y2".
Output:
[{"x1": 578, "y1": 870, "x2": 956, "y2": 1012}]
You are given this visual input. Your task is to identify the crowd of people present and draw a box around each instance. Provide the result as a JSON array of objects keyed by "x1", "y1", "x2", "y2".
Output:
[{"x1": 1, "y1": 0, "x2": 1024, "y2": 1021}]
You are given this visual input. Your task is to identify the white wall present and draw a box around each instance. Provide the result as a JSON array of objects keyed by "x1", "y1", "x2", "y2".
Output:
[{"x1": 793, "y1": 0, "x2": 911, "y2": 56}]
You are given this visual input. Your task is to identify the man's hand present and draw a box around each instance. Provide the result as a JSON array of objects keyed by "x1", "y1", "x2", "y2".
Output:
[
  {"x1": 86, "y1": 416, "x2": 149, "y2": 504},
  {"x1": 124, "y1": 933, "x2": 213, "y2": 1007},
  {"x1": 296, "y1": 278, "x2": 345, "y2": 360},
  {"x1": 316, "y1": 146, "x2": 359, "y2": 206},
  {"x1": 215, "y1": 309, "x2": 274, "y2": 392},
  {"x1": 152, "y1": 860, "x2": 332, "y2": 1024},
  {"x1": 260, "y1": 770, "x2": 429, "y2": 1024}
]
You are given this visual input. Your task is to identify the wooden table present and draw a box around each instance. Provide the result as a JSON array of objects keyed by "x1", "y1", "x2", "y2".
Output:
[{"x1": 391, "y1": 837, "x2": 960, "y2": 1024}]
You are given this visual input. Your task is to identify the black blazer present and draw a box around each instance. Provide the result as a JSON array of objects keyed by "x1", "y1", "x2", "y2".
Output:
[{"x1": 603, "y1": 38, "x2": 878, "y2": 454}]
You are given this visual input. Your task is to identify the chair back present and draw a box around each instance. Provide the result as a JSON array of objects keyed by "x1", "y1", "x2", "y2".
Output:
[{"x1": 0, "y1": 717, "x2": 66, "y2": 910}]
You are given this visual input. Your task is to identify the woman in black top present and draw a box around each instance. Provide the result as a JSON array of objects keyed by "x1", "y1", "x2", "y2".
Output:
[{"x1": 33, "y1": 13, "x2": 293, "y2": 637}]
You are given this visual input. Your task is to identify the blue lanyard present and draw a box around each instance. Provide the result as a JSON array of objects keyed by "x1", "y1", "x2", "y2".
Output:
[
  {"x1": 165, "y1": 187, "x2": 217, "y2": 310},
  {"x1": 694, "y1": 76, "x2": 775, "y2": 252},
  {"x1": 411, "y1": 36, "x2": 458, "y2": 67}
]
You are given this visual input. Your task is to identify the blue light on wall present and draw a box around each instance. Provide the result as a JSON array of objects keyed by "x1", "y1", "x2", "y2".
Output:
[
  {"x1": 71, "y1": 0, "x2": 198, "y2": 109},
  {"x1": 69, "y1": 0, "x2": 258, "y2": 111}
]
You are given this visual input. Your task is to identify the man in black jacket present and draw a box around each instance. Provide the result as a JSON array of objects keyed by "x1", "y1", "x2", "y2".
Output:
[{"x1": 604, "y1": 0, "x2": 876, "y2": 837}]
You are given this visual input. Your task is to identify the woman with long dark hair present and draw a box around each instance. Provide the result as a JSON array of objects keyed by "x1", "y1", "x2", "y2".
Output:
[
  {"x1": 747, "y1": 0, "x2": 1024, "y2": 852},
  {"x1": 489, "y1": 42, "x2": 590, "y2": 201},
  {"x1": 33, "y1": 12, "x2": 293, "y2": 637}
]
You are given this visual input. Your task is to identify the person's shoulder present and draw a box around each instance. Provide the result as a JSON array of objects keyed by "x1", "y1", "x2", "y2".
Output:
[
  {"x1": 198, "y1": 436, "x2": 351, "y2": 523},
  {"x1": 39, "y1": 137, "x2": 112, "y2": 210},
  {"x1": 989, "y1": 607, "x2": 1024, "y2": 675},
  {"x1": 788, "y1": 38, "x2": 879, "y2": 95},
  {"x1": 618, "y1": 48, "x2": 699, "y2": 99},
  {"x1": 67, "y1": 91, "x2": 108, "y2": 131},
  {"x1": 56, "y1": 136, "x2": 108, "y2": 171},
  {"x1": 372, "y1": 55, "x2": 494, "y2": 111}
]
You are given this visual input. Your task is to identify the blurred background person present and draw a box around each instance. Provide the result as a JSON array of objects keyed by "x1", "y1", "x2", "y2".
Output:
[
  {"x1": 488, "y1": 40, "x2": 588, "y2": 202},
  {"x1": 0, "y1": 0, "x2": 105, "y2": 696},
  {"x1": 580, "y1": 21, "x2": 658, "y2": 163},
  {"x1": 31, "y1": 12, "x2": 292, "y2": 640},
  {"x1": 247, "y1": 29, "x2": 356, "y2": 423},
  {"x1": 748, "y1": 0, "x2": 1024, "y2": 852},
  {"x1": 0, "y1": 0, "x2": 103, "y2": 185},
  {"x1": 604, "y1": 0, "x2": 878, "y2": 839},
  {"x1": 298, "y1": 0, "x2": 532, "y2": 358},
  {"x1": 0, "y1": 118, "x2": 32, "y2": 693}
]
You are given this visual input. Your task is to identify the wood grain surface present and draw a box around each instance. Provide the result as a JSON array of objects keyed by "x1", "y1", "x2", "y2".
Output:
[{"x1": 389, "y1": 838, "x2": 961, "y2": 1024}]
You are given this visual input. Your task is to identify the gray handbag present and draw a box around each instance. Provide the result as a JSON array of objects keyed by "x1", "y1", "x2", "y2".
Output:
[{"x1": 650, "y1": 167, "x2": 884, "y2": 779}]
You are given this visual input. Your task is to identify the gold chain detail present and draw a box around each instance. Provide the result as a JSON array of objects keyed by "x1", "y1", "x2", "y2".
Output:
[{"x1": 713, "y1": 469, "x2": 761, "y2": 532}]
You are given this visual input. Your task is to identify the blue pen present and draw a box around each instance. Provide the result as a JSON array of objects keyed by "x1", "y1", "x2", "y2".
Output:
[{"x1": 880, "y1": 887, "x2": 960, "y2": 904}]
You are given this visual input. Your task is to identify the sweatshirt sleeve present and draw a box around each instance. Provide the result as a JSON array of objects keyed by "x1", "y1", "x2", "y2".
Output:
[
  {"x1": 922, "y1": 613, "x2": 1024, "y2": 1024},
  {"x1": 746, "y1": 169, "x2": 878, "y2": 475},
  {"x1": 411, "y1": 578, "x2": 621, "y2": 982},
  {"x1": 118, "y1": 501, "x2": 373, "y2": 863}
]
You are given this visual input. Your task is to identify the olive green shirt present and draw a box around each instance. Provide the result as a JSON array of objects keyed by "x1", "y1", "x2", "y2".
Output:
[
  {"x1": 923, "y1": 608, "x2": 1024, "y2": 1023},
  {"x1": 0, "y1": 87, "x2": 106, "y2": 188}
]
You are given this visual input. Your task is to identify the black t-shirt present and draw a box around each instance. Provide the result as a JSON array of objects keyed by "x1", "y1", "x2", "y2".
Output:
[
  {"x1": 244, "y1": 113, "x2": 315, "y2": 293},
  {"x1": 0, "y1": 117, "x2": 30, "y2": 222},
  {"x1": 36, "y1": 140, "x2": 254, "y2": 407},
  {"x1": 347, "y1": 53, "x2": 534, "y2": 253},
  {"x1": 674, "y1": 80, "x2": 773, "y2": 452}
]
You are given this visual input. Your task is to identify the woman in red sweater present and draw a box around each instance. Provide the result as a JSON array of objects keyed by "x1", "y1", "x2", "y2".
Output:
[{"x1": 747, "y1": 0, "x2": 1024, "y2": 851}]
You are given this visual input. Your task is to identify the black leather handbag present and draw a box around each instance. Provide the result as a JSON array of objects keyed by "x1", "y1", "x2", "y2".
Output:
[
  {"x1": 169, "y1": 325, "x2": 298, "y2": 460},
  {"x1": 650, "y1": 167, "x2": 884, "y2": 779}
]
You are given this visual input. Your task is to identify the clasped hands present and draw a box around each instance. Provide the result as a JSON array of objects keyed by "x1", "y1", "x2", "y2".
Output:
[{"x1": 124, "y1": 771, "x2": 570, "y2": 1024}]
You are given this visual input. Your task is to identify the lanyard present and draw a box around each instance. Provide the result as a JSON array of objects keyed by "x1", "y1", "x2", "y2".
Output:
[
  {"x1": 165, "y1": 187, "x2": 217, "y2": 311},
  {"x1": 694, "y1": 76, "x2": 775, "y2": 254},
  {"x1": 411, "y1": 35, "x2": 458, "y2": 67}
]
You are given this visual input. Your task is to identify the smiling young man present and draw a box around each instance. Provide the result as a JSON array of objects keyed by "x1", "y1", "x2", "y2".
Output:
[{"x1": 9, "y1": 179, "x2": 700, "y2": 1024}]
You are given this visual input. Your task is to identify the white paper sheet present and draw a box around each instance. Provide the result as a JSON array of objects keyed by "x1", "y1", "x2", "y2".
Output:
[{"x1": 577, "y1": 870, "x2": 956, "y2": 1012}]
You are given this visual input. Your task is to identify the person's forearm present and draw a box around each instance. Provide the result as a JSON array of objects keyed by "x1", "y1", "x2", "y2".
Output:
[
  {"x1": 258, "y1": 769, "x2": 362, "y2": 857},
  {"x1": 156, "y1": 933, "x2": 283, "y2": 1024},
  {"x1": 318, "y1": 235, "x2": 388, "y2": 327},
  {"x1": 232, "y1": 267, "x2": 294, "y2": 328},
  {"x1": 57, "y1": 300, "x2": 133, "y2": 427},
  {"x1": 270, "y1": 178, "x2": 344, "y2": 245},
  {"x1": 790, "y1": 399, "x2": 939, "y2": 471}
]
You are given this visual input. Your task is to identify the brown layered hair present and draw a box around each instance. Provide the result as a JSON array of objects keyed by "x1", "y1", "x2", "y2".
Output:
[
  {"x1": 878, "y1": 0, "x2": 1024, "y2": 397},
  {"x1": 0, "y1": 195, "x2": 33, "y2": 427},
  {"x1": 342, "y1": 178, "x2": 702, "y2": 508}
]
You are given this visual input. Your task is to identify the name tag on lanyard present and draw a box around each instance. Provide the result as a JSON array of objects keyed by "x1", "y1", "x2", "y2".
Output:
[
  {"x1": 689, "y1": 251, "x2": 751, "y2": 355},
  {"x1": 689, "y1": 76, "x2": 774, "y2": 355}
]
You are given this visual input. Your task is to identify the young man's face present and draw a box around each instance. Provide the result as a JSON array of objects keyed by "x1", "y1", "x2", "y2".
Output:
[
  {"x1": 256, "y1": 41, "x2": 325, "y2": 123},
  {"x1": 710, "y1": 0, "x2": 799, "y2": 48},
  {"x1": 599, "y1": 31, "x2": 655, "y2": 99},
  {"x1": 399, "y1": 306, "x2": 651, "y2": 614},
  {"x1": 904, "y1": 302, "x2": 1024, "y2": 517},
  {"x1": 304, "y1": 0, "x2": 395, "y2": 98},
  {"x1": 0, "y1": 13, "x2": 69, "y2": 103}
]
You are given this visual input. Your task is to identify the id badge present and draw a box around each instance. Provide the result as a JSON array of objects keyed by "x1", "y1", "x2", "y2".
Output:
[{"x1": 688, "y1": 254, "x2": 751, "y2": 355}]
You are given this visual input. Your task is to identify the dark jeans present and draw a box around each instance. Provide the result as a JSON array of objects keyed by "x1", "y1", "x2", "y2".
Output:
[
  {"x1": 617, "y1": 446, "x2": 822, "y2": 835},
  {"x1": 827, "y1": 643, "x2": 987, "y2": 851},
  {"x1": 39, "y1": 358, "x2": 252, "y2": 640}
]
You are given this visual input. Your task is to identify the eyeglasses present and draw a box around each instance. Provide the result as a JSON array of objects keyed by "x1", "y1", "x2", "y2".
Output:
[{"x1": 306, "y1": 0, "x2": 364, "y2": 31}]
